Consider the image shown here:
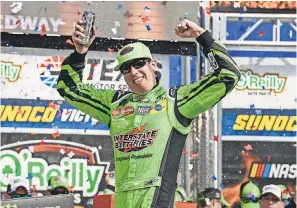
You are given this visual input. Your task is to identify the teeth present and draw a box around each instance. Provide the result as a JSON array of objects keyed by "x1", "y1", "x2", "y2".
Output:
[{"x1": 134, "y1": 77, "x2": 143, "y2": 84}]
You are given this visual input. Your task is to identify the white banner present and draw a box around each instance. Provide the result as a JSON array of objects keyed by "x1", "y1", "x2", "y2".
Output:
[
  {"x1": 1, "y1": 47, "x2": 170, "y2": 100},
  {"x1": 222, "y1": 55, "x2": 296, "y2": 109}
]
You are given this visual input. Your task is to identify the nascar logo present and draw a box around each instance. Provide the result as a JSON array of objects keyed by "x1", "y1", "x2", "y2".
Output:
[{"x1": 249, "y1": 163, "x2": 297, "y2": 179}]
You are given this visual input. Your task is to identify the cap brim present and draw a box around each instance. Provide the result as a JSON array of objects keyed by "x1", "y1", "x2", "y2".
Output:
[
  {"x1": 260, "y1": 193, "x2": 281, "y2": 200},
  {"x1": 242, "y1": 202, "x2": 260, "y2": 208}
]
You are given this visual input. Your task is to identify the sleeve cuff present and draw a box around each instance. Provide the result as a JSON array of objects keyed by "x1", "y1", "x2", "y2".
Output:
[
  {"x1": 69, "y1": 49, "x2": 88, "y2": 63},
  {"x1": 196, "y1": 30, "x2": 215, "y2": 49}
]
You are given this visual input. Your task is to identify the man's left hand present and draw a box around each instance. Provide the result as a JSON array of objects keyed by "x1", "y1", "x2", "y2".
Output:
[{"x1": 175, "y1": 19, "x2": 205, "y2": 38}]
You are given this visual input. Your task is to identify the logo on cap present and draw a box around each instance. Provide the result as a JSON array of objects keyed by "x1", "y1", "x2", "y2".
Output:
[{"x1": 120, "y1": 46, "x2": 134, "y2": 56}]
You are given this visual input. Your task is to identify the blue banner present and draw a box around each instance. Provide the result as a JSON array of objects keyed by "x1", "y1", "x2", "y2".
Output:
[
  {"x1": 222, "y1": 109, "x2": 296, "y2": 137},
  {"x1": 0, "y1": 99, "x2": 109, "y2": 131}
]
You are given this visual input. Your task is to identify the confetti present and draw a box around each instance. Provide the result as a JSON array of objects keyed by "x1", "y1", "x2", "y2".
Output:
[
  {"x1": 211, "y1": 175, "x2": 217, "y2": 182},
  {"x1": 233, "y1": 1, "x2": 240, "y2": 8},
  {"x1": 289, "y1": 30, "x2": 293, "y2": 39},
  {"x1": 10, "y1": 2, "x2": 23, "y2": 14},
  {"x1": 26, "y1": 173, "x2": 33, "y2": 180},
  {"x1": 255, "y1": 109, "x2": 262, "y2": 115},
  {"x1": 15, "y1": 147, "x2": 21, "y2": 151},
  {"x1": 98, "y1": 145, "x2": 102, "y2": 150},
  {"x1": 66, "y1": 169, "x2": 70, "y2": 173},
  {"x1": 117, "y1": 2, "x2": 123, "y2": 9},
  {"x1": 191, "y1": 153, "x2": 200, "y2": 159},
  {"x1": 205, "y1": 7, "x2": 211, "y2": 15},
  {"x1": 17, "y1": 109, "x2": 24, "y2": 115},
  {"x1": 111, "y1": 27, "x2": 117, "y2": 35},
  {"x1": 251, "y1": 17, "x2": 257, "y2": 23},
  {"x1": 52, "y1": 131, "x2": 60, "y2": 139},
  {"x1": 182, "y1": 149, "x2": 188, "y2": 154},
  {"x1": 141, "y1": 16, "x2": 150, "y2": 23},
  {"x1": 48, "y1": 102, "x2": 60, "y2": 110},
  {"x1": 244, "y1": 144, "x2": 253, "y2": 151},
  {"x1": 268, "y1": 155, "x2": 271, "y2": 162},
  {"x1": 68, "y1": 151, "x2": 75, "y2": 158},
  {"x1": 219, "y1": 183, "x2": 224, "y2": 189},
  {"x1": 188, "y1": 164, "x2": 193, "y2": 170},
  {"x1": 115, "y1": 21, "x2": 120, "y2": 27},
  {"x1": 16, "y1": 19, "x2": 21, "y2": 27},
  {"x1": 41, "y1": 24, "x2": 46, "y2": 36},
  {"x1": 238, "y1": 17, "x2": 243, "y2": 21},
  {"x1": 123, "y1": 10, "x2": 133, "y2": 19},
  {"x1": 84, "y1": 128, "x2": 88, "y2": 133},
  {"x1": 66, "y1": 39, "x2": 74, "y2": 46},
  {"x1": 46, "y1": 64, "x2": 51, "y2": 70},
  {"x1": 259, "y1": 31, "x2": 265, "y2": 37},
  {"x1": 77, "y1": 10, "x2": 81, "y2": 15},
  {"x1": 249, "y1": 104, "x2": 255, "y2": 109},
  {"x1": 145, "y1": 25, "x2": 151, "y2": 31},
  {"x1": 108, "y1": 48, "x2": 114, "y2": 56},
  {"x1": 60, "y1": 149, "x2": 65, "y2": 154},
  {"x1": 144, "y1": 6, "x2": 150, "y2": 12},
  {"x1": 28, "y1": 146, "x2": 35, "y2": 153},
  {"x1": 214, "y1": 135, "x2": 219, "y2": 142}
]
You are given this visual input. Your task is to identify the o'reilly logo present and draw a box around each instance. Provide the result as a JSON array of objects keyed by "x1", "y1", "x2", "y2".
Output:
[
  {"x1": 0, "y1": 61, "x2": 22, "y2": 82},
  {"x1": 236, "y1": 70, "x2": 287, "y2": 93}
]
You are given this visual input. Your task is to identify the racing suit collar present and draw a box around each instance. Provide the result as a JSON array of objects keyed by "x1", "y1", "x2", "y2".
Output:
[{"x1": 132, "y1": 84, "x2": 164, "y2": 102}]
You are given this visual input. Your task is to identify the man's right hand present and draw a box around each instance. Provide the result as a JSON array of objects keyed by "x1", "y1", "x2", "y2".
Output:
[{"x1": 72, "y1": 20, "x2": 96, "y2": 54}]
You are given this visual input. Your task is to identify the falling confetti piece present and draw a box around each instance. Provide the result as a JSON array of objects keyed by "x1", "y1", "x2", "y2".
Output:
[
  {"x1": 60, "y1": 149, "x2": 65, "y2": 154},
  {"x1": 15, "y1": 147, "x2": 21, "y2": 151},
  {"x1": 16, "y1": 19, "x2": 21, "y2": 26},
  {"x1": 182, "y1": 149, "x2": 188, "y2": 154},
  {"x1": 68, "y1": 151, "x2": 75, "y2": 158},
  {"x1": 211, "y1": 175, "x2": 217, "y2": 182},
  {"x1": 98, "y1": 145, "x2": 102, "y2": 150},
  {"x1": 46, "y1": 64, "x2": 51, "y2": 70},
  {"x1": 66, "y1": 169, "x2": 70, "y2": 173},
  {"x1": 41, "y1": 24, "x2": 46, "y2": 36},
  {"x1": 144, "y1": 6, "x2": 150, "y2": 12},
  {"x1": 48, "y1": 102, "x2": 60, "y2": 110},
  {"x1": 141, "y1": 16, "x2": 150, "y2": 23},
  {"x1": 28, "y1": 146, "x2": 35, "y2": 153},
  {"x1": 219, "y1": 183, "x2": 224, "y2": 189},
  {"x1": 111, "y1": 27, "x2": 117, "y2": 35},
  {"x1": 233, "y1": 1, "x2": 240, "y2": 8},
  {"x1": 238, "y1": 17, "x2": 243, "y2": 21},
  {"x1": 117, "y1": 2, "x2": 123, "y2": 9},
  {"x1": 259, "y1": 31, "x2": 265, "y2": 37},
  {"x1": 289, "y1": 30, "x2": 293, "y2": 38},
  {"x1": 66, "y1": 39, "x2": 74, "y2": 46},
  {"x1": 251, "y1": 17, "x2": 257, "y2": 23},
  {"x1": 17, "y1": 109, "x2": 24, "y2": 115},
  {"x1": 255, "y1": 109, "x2": 262, "y2": 115},
  {"x1": 145, "y1": 25, "x2": 151, "y2": 31},
  {"x1": 214, "y1": 135, "x2": 219, "y2": 142},
  {"x1": 52, "y1": 131, "x2": 60, "y2": 139},
  {"x1": 244, "y1": 144, "x2": 253, "y2": 151},
  {"x1": 250, "y1": 104, "x2": 255, "y2": 109},
  {"x1": 191, "y1": 153, "x2": 200, "y2": 159},
  {"x1": 115, "y1": 21, "x2": 120, "y2": 27},
  {"x1": 268, "y1": 155, "x2": 271, "y2": 162},
  {"x1": 205, "y1": 7, "x2": 211, "y2": 15},
  {"x1": 77, "y1": 10, "x2": 81, "y2": 15},
  {"x1": 188, "y1": 164, "x2": 193, "y2": 170},
  {"x1": 108, "y1": 48, "x2": 114, "y2": 56},
  {"x1": 26, "y1": 173, "x2": 33, "y2": 180}
]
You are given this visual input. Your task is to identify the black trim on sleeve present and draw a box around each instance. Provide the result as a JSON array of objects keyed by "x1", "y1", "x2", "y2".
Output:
[
  {"x1": 68, "y1": 49, "x2": 88, "y2": 64},
  {"x1": 196, "y1": 30, "x2": 215, "y2": 51}
]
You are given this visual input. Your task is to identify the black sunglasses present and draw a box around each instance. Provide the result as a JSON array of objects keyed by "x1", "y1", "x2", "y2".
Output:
[
  {"x1": 240, "y1": 195, "x2": 260, "y2": 203},
  {"x1": 120, "y1": 58, "x2": 151, "y2": 74},
  {"x1": 50, "y1": 188, "x2": 69, "y2": 195},
  {"x1": 11, "y1": 193, "x2": 29, "y2": 198}
]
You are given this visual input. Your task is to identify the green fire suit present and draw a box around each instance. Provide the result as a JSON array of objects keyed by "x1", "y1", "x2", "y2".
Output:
[{"x1": 57, "y1": 31, "x2": 240, "y2": 208}]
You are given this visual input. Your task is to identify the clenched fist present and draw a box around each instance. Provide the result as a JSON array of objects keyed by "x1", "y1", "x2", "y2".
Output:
[
  {"x1": 175, "y1": 19, "x2": 205, "y2": 39},
  {"x1": 72, "y1": 20, "x2": 96, "y2": 54}
]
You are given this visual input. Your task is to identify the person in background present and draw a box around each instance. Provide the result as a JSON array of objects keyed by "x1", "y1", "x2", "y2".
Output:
[
  {"x1": 174, "y1": 185, "x2": 193, "y2": 202},
  {"x1": 277, "y1": 184, "x2": 296, "y2": 208},
  {"x1": 260, "y1": 184, "x2": 286, "y2": 208},
  {"x1": 6, "y1": 176, "x2": 30, "y2": 199},
  {"x1": 47, "y1": 176, "x2": 69, "y2": 195},
  {"x1": 239, "y1": 181, "x2": 261, "y2": 208},
  {"x1": 198, "y1": 188, "x2": 223, "y2": 208},
  {"x1": 103, "y1": 171, "x2": 115, "y2": 195}
]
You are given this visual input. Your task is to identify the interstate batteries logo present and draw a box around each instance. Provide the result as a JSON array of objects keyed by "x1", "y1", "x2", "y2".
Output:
[
  {"x1": 236, "y1": 70, "x2": 287, "y2": 93},
  {"x1": 114, "y1": 125, "x2": 158, "y2": 152},
  {"x1": 249, "y1": 163, "x2": 296, "y2": 179}
]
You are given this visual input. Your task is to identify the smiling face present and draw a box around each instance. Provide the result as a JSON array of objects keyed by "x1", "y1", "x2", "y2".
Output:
[
  {"x1": 123, "y1": 59, "x2": 158, "y2": 95},
  {"x1": 260, "y1": 193, "x2": 285, "y2": 208}
]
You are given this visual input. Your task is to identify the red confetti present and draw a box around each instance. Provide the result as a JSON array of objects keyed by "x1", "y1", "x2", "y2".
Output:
[
  {"x1": 30, "y1": 132, "x2": 37, "y2": 135},
  {"x1": 41, "y1": 24, "x2": 46, "y2": 36},
  {"x1": 48, "y1": 102, "x2": 60, "y2": 110},
  {"x1": 66, "y1": 39, "x2": 74, "y2": 46},
  {"x1": 15, "y1": 147, "x2": 21, "y2": 151},
  {"x1": 87, "y1": 75, "x2": 93, "y2": 80},
  {"x1": 205, "y1": 7, "x2": 211, "y2": 15},
  {"x1": 95, "y1": 121, "x2": 100, "y2": 126},
  {"x1": 108, "y1": 48, "x2": 114, "y2": 56},
  {"x1": 91, "y1": 63, "x2": 97, "y2": 67},
  {"x1": 182, "y1": 149, "x2": 188, "y2": 154},
  {"x1": 214, "y1": 135, "x2": 219, "y2": 142},
  {"x1": 17, "y1": 109, "x2": 24, "y2": 115},
  {"x1": 141, "y1": 16, "x2": 150, "y2": 23},
  {"x1": 65, "y1": 110, "x2": 71, "y2": 115},
  {"x1": 259, "y1": 31, "x2": 265, "y2": 37},
  {"x1": 191, "y1": 153, "x2": 200, "y2": 159},
  {"x1": 268, "y1": 155, "x2": 271, "y2": 162},
  {"x1": 244, "y1": 144, "x2": 253, "y2": 151},
  {"x1": 52, "y1": 131, "x2": 60, "y2": 139},
  {"x1": 66, "y1": 169, "x2": 70, "y2": 173},
  {"x1": 16, "y1": 19, "x2": 21, "y2": 26},
  {"x1": 77, "y1": 10, "x2": 81, "y2": 15}
]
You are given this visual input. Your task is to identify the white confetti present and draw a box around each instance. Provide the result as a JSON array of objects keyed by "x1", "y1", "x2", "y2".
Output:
[
  {"x1": 91, "y1": 147, "x2": 97, "y2": 153},
  {"x1": 233, "y1": 1, "x2": 240, "y2": 8},
  {"x1": 91, "y1": 119, "x2": 98, "y2": 126},
  {"x1": 10, "y1": 2, "x2": 23, "y2": 14},
  {"x1": 188, "y1": 163, "x2": 193, "y2": 170},
  {"x1": 111, "y1": 27, "x2": 117, "y2": 35},
  {"x1": 98, "y1": 145, "x2": 102, "y2": 150},
  {"x1": 114, "y1": 21, "x2": 120, "y2": 27},
  {"x1": 289, "y1": 30, "x2": 293, "y2": 38},
  {"x1": 60, "y1": 149, "x2": 65, "y2": 154},
  {"x1": 28, "y1": 146, "x2": 35, "y2": 153},
  {"x1": 68, "y1": 151, "x2": 75, "y2": 158}
]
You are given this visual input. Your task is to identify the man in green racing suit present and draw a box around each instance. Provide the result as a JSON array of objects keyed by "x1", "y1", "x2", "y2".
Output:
[{"x1": 57, "y1": 19, "x2": 240, "y2": 208}]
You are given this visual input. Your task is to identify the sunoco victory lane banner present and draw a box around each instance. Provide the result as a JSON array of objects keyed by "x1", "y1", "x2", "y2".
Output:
[
  {"x1": 0, "y1": 133, "x2": 114, "y2": 208},
  {"x1": 1, "y1": 47, "x2": 170, "y2": 100},
  {"x1": 221, "y1": 141, "x2": 296, "y2": 207}
]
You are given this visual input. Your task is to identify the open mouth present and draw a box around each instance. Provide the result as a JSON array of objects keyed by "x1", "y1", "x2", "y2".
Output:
[{"x1": 133, "y1": 76, "x2": 144, "y2": 84}]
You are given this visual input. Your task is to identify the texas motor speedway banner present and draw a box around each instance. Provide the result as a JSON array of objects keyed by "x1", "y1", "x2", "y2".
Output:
[
  {"x1": 1, "y1": 47, "x2": 170, "y2": 100},
  {"x1": 0, "y1": 133, "x2": 114, "y2": 207},
  {"x1": 221, "y1": 141, "x2": 296, "y2": 207}
]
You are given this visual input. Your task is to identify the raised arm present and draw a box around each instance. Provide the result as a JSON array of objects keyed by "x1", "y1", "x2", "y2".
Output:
[
  {"x1": 172, "y1": 19, "x2": 241, "y2": 127},
  {"x1": 56, "y1": 20, "x2": 116, "y2": 126}
]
